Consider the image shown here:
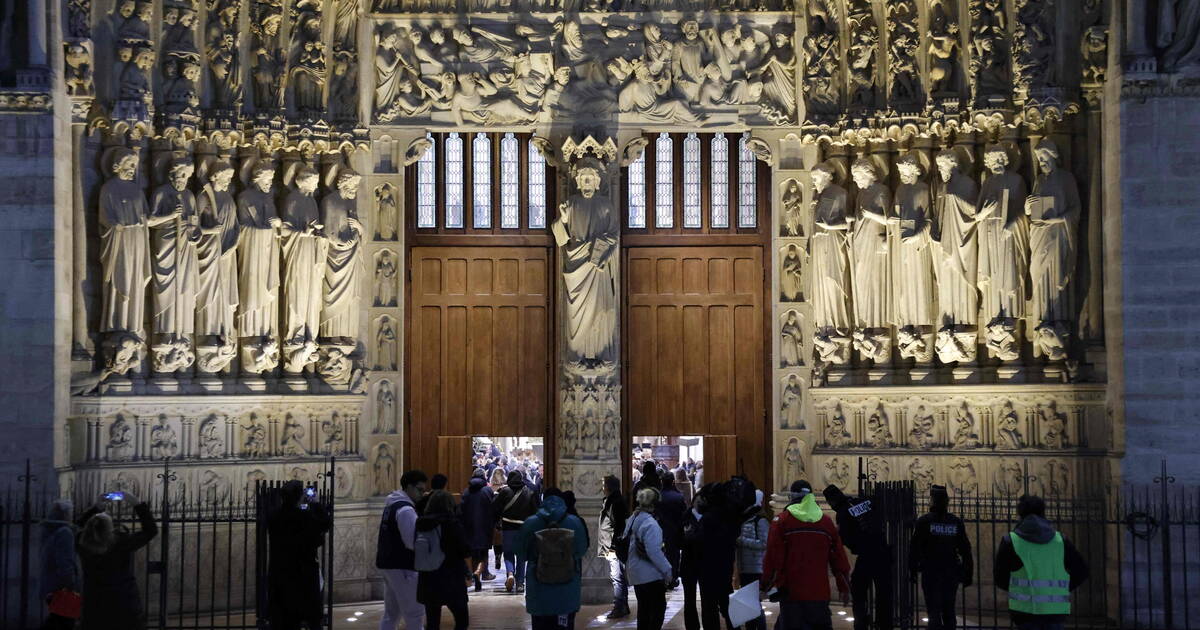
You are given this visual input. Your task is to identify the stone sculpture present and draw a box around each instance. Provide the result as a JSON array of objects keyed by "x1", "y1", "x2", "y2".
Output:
[
  {"x1": 320, "y1": 167, "x2": 364, "y2": 345},
  {"x1": 280, "y1": 165, "x2": 326, "y2": 375},
  {"x1": 98, "y1": 148, "x2": 150, "y2": 375},
  {"x1": 322, "y1": 413, "x2": 345, "y2": 455},
  {"x1": 243, "y1": 414, "x2": 267, "y2": 457},
  {"x1": 908, "y1": 406, "x2": 935, "y2": 449},
  {"x1": 952, "y1": 402, "x2": 980, "y2": 448},
  {"x1": 949, "y1": 457, "x2": 978, "y2": 494},
  {"x1": 824, "y1": 457, "x2": 850, "y2": 488},
  {"x1": 781, "y1": 374, "x2": 804, "y2": 428},
  {"x1": 996, "y1": 401, "x2": 1025, "y2": 449},
  {"x1": 375, "y1": 184, "x2": 398, "y2": 241},
  {"x1": 375, "y1": 250, "x2": 398, "y2": 307},
  {"x1": 850, "y1": 158, "x2": 892, "y2": 362},
  {"x1": 1027, "y1": 140, "x2": 1080, "y2": 361},
  {"x1": 1038, "y1": 401, "x2": 1067, "y2": 448},
  {"x1": 250, "y1": 0, "x2": 285, "y2": 110},
  {"x1": 288, "y1": 0, "x2": 325, "y2": 115},
  {"x1": 781, "y1": 244, "x2": 804, "y2": 302},
  {"x1": 374, "y1": 443, "x2": 395, "y2": 495},
  {"x1": 969, "y1": 0, "x2": 1009, "y2": 102},
  {"x1": 887, "y1": 0, "x2": 920, "y2": 106},
  {"x1": 236, "y1": 161, "x2": 282, "y2": 375},
  {"x1": 934, "y1": 149, "x2": 980, "y2": 364},
  {"x1": 809, "y1": 162, "x2": 851, "y2": 364},
  {"x1": 149, "y1": 157, "x2": 200, "y2": 373},
  {"x1": 908, "y1": 458, "x2": 934, "y2": 494},
  {"x1": 1158, "y1": 0, "x2": 1200, "y2": 72},
  {"x1": 205, "y1": 0, "x2": 242, "y2": 109},
  {"x1": 803, "y1": 0, "x2": 841, "y2": 117},
  {"x1": 783, "y1": 437, "x2": 806, "y2": 484},
  {"x1": 1013, "y1": 0, "x2": 1056, "y2": 92},
  {"x1": 150, "y1": 416, "x2": 178, "y2": 459},
  {"x1": 927, "y1": 0, "x2": 961, "y2": 97},
  {"x1": 781, "y1": 310, "x2": 803, "y2": 368},
  {"x1": 198, "y1": 416, "x2": 224, "y2": 458},
  {"x1": 280, "y1": 415, "x2": 306, "y2": 455},
  {"x1": 375, "y1": 315, "x2": 397, "y2": 370},
  {"x1": 846, "y1": 0, "x2": 877, "y2": 108},
  {"x1": 892, "y1": 153, "x2": 935, "y2": 361},
  {"x1": 977, "y1": 144, "x2": 1029, "y2": 361},
  {"x1": 781, "y1": 179, "x2": 804, "y2": 237},
  {"x1": 195, "y1": 161, "x2": 239, "y2": 374},
  {"x1": 375, "y1": 380, "x2": 395, "y2": 433},
  {"x1": 867, "y1": 404, "x2": 894, "y2": 448},
  {"x1": 107, "y1": 416, "x2": 134, "y2": 460}
]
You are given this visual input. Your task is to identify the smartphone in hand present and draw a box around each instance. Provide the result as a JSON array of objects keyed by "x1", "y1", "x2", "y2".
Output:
[{"x1": 104, "y1": 492, "x2": 125, "y2": 501}]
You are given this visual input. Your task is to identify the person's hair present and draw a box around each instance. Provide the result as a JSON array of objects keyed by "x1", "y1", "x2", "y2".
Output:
[
  {"x1": 603, "y1": 474, "x2": 621, "y2": 496},
  {"x1": 562, "y1": 491, "x2": 578, "y2": 513},
  {"x1": 251, "y1": 161, "x2": 275, "y2": 179},
  {"x1": 78, "y1": 512, "x2": 116, "y2": 555},
  {"x1": 210, "y1": 160, "x2": 234, "y2": 177},
  {"x1": 674, "y1": 468, "x2": 688, "y2": 483},
  {"x1": 641, "y1": 460, "x2": 658, "y2": 477},
  {"x1": 490, "y1": 468, "x2": 506, "y2": 486},
  {"x1": 400, "y1": 469, "x2": 428, "y2": 490},
  {"x1": 472, "y1": 467, "x2": 485, "y2": 479},
  {"x1": 48, "y1": 499, "x2": 73, "y2": 522},
  {"x1": 790, "y1": 479, "x2": 812, "y2": 495},
  {"x1": 280, "y1": 479, "x2": 305, "y2": 505},
  {"x1": 636, "y1": 487, "x2": 660, "y2": 511},
  {"x1": 430, "y1": 473, "x2": 448, "y2": 490},
  {"x1": 1017, "y1": 494, "x2": 1046, "y2": 518},
  {"x1": 660, "y1": 469, "x2": 675, "y2": 490},
  {"x1": 423, "y1": 490, "x2": 455, "y2": 516}
]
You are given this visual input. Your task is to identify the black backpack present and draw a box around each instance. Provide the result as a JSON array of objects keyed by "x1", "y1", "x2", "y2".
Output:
[{"x1": 723, "y1": 476, "x2": 757, "y2": 515}]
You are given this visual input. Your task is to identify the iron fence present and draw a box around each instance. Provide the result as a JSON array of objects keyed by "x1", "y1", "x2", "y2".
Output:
[{"x1": 0, "y1": 458, "x2": 338, "y2": 630}]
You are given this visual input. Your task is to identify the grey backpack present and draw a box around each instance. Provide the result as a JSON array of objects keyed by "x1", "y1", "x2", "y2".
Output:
[
  {"x1": 413, "y1": 525, "x2": 444, "y2": 572},
  {"x1": 534, "y1": 517, "x2": 576, "y2": 584}
]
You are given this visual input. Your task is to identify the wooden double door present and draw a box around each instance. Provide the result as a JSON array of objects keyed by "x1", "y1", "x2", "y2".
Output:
[
  {"x1": 407, "y1": 247, "x2": 554, "y2": 491},
  {"x1": 623, "y1": 246, "x2": 768, "y2": 487}
]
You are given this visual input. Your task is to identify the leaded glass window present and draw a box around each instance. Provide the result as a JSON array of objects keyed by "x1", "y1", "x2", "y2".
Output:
[
  {"x1": 655, "y1": 132, "x2": 673, "y2": 228},
  {"x1": 710, "y1": 133, "x2": 729, "y2": 229},
  {"x1": 416, "y1": 133, "x2": 436, "y2": 228},
  {"x1": 528, "y1": 142, "x2": 547, "y2": 229},
  {"x1": 444, "y1": 132, "x2": 464, "y2": 228},
  {"x1": 738, "y1": 133, "x2": 757, "y2": 228},
  {"x1": 682, "y1": 132, "x2": 701, "y2": 228},
  {"x1": 627, "y1": 149, "x2": 646, "y2": 229},
  {"x1": 472, "y1": 133, "x2": 491, "y2": 228},
  {"x1": 499, "y1": 133, "x2": 519, "y2": 229}
]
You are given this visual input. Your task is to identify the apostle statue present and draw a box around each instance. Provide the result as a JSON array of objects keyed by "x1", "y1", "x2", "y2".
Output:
[
  {"x1": 1027, "y1": 139, "x2": 1080, "y2": 361},
  {"x1": 98, "y1": 148, "x2": 151, "y2": 376},
  {"x1": 891, "y1": 153, "x2": 935, "y2": 361},
  {"x1": 236, "y1": 161, "x2": 281, "y2": 374},
  {"x1": 280, "y1": 165, "x2": 327, "y2": 375},
  {"x1": 976, "y1": 144, "x2": 1030, "y2": 361},
  {"x1": 781, "y1": 374, "x2": 804, "y2": 428},
  {"x1": 552, "y1": 156, "x2": 619, "y2": 368},
  {"x1": 195, "y1": 160, "x2": 239, "y2": 374},
  {"x1": 933, "y1": 148, "x2": 980, "y2": 364},
  {"x1": 808, "y1": 162, "x2": 851, "y2": 365},
  {"x1": 149, "y1": 156, "x2": 201, "y2": 373},
  {"x1": 849, "y1": 157, "x2": 892, "y2": 362},
  {"x1": 781, "y1": 244, "x2": 804, "y2": 301},
  {"x1": 781, "y1": 310, "x2": 803, "y2": 367},
  {"x1": 781, "y1": 179, "x2": 805, "y2": 237},
  {"x1": 320, "y1": 167, "x2": 364, "y2": 345}
]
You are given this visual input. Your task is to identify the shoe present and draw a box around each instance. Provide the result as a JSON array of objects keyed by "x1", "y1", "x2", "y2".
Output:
[
  {"x1": 506, "y1": 574, "x2": 515, "y2": 592},
  {"x1": 474, "y1": 579, "x2": 482, "y2": 593},
  {"x1": 482, "y1": 572, "x2": 496, "y2": 581},
  {"x1": 605, "y1": 608, "x2": 630, "y2": 620},
  {"x1": 516, "y1": 584, "x2": 525, "y2": 593}
]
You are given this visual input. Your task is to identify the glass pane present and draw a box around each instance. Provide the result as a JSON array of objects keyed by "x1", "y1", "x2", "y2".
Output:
[
  {"x1": 472, "y1": 133, "x2": 491, "y2": 229},
  {"x1": 655, "y1": 132, "x2": 673, "y2": 228},
  {"x1": 627, "y1": 150, "x2": 646, "y2": 229},
  {"x1": 528, "y1": 141, "x2": 546, "y2": 229},
  {"x1": 738, "y1": 133, "x2": 757, "y2": 228},
  {"x1": 417, "y1": 133, "x2": 436, "y2": 228},
  {"x1": 444, "y1": 133, "x2": 464, "y2": 228},
  {"x1": 683, "y1": 133, "x2": 701, "y2": 228},
  {"x1": 500, "y1": 133, "x2": 519, "y2": 229},
  {"x1": 710, "y1": 133, "x2": 729, "y2": 228}
]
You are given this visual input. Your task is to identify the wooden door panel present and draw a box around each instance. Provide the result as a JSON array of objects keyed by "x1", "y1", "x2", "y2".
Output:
[
  {"x1": 625, "y1": 246, "x2": 767, "y2": 486},
  {"x1": 703, "y1": 435, "x2": 737, "y2": 487},
  {"x1": 409, "y1": 247, "x2": 552, "y2": 477}
]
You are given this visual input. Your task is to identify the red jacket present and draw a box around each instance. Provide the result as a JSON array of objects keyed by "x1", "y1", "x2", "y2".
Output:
[{"x1": 760, "y1": 495, "x2": 851, "y2": 602}]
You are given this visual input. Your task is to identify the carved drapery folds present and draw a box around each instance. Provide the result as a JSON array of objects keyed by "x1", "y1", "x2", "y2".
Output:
[
  {"x1": 250, "y1": 0, "x2": 285, "y2": 112},
  {"x1": 803, "y1": 0, "x2": 841, "y2": 118},
  {"x1": 288, "y1": 0, "x2": 327, "y2": 117},
  {"x1": 206, "y1": 0, "x2": 244, "y2": 111}
]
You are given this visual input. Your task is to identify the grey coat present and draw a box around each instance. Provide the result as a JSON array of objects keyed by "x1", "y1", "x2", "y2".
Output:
[{"x1": 736, "y1": 515, "x2": 769, "y2": 574}]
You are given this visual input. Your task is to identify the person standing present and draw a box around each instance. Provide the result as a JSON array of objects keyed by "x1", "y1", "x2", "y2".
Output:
[
  {"x1": 514, "y1": 493, "x2": 590, "y2": 630},
  {"x1": 909, "y1": 485, "x2": 974, "y2": 630},
  {"x1": 489, "y1": 467, "x2": 508, "y2": 571},
  {"x1": 494, "y1": 469, "x2": 537, "y2": 592},
  {"x1": 416, "y1": 490, "x2": 471, "y2": 630},
  {"x1": 680, "y1": 484, "x2": 738, "y2": 630},
  {"x1": 378, "y1": 470, "x2": 428, "y2": 630},
  {"x1": 823, "y1": 484, "x2": 892, "y2": 630},
  {"x1": 40, "y1": 500, "x2": 79, "y2": 630},
  {"x1": 994, "y1": 495, "x2": 1089, "y2": 630},
  {"x1": 598, "y1": 475, "x2": 631, "y2": 619},
  {"x1": 416, "y1": 473, "x2": 449, "y2": 514},
  {"x1": 624, "y1": 488, "x2": 676, "y2": 630},
  {"x1": 461, "y1": 469, "x2": 497, "y2": 591},
  {"x1": 76, "y1": 493, "x2": 159, "y2": 630},
  {"x1": 266, "y1": 481, "x2": 331, "y2": 630},
  {"x1": 657, "y1": 470, "x2": 688, "y2": 580},
  {"x1": 736, "y1": 491, "x2": 770, "y2": 630},
  {"x1": 761, "y1": 481, "x2": 851, "y2": 630}
]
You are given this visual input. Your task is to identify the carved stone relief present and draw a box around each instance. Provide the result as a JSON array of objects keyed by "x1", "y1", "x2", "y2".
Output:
[
  {"x1": 250, "y1": 0, "x2": 285, "y2": 110},
  {"x1": 908, "y1": 457, "x2": 934, "y2": 494},
  {"x1": 803, "y1": 0, "x2": 841, "y2": 118},
  {"x1": 825, "y1": 405, "x2": 852, "y2": 447},
  {"x1": 1012, "y1": 0, "x2": 1055, "y2": 96},
  {"x1": 780, "y1": 244, "x2": 804, "y2": 302},
  {"x1": 968, "y1": 0, "x2": 1009, "y2": 104},
  {"x1": 374, "y1": 184, "x2": 398, "y2": 241},
  {"x1": 845, "y1": 0, "x2": 878, "y2": 109},
  {"x1": 374, "y1": 249, "x2": 398, "y2": 307},
  {"x1": 375, "y1": 379, "x2": 396, "y2": 434},
  {"x1": 781, "y1": 436, "x2": 806, "y2": 485},
  {"x1": 280, "y1": 414, "x2": 307, "y2": 456},
  {"x1": 994, "y1": 457, "x2": 1023, "y2": 494},
  {"x1": 780, "y1": 179, "x2": 804, "y2": 237},
  {"x1": 781, "y1": 310, "x2": 804, "y2": 368},
  {"x1": 823, "y1": 457, "x2": 850, "y2": 488},
  {"x1": 948, "y1": 457, "x2": 978, "y2": 494},
  {"x1": 287, "y1": 0, "x2": 326, "y2": 117},
  {"x1": 205, "y1": 0, "x2": 243, "y2": 110},
  {"x1": 780, "y1": 373, "x2": 804, "y2": 429},
  {"x1": 151, "y1": 416, "x2": 180, "y2": 459},
  {"x1": 374, "y1": 315, "x2": 398, "y2": 370},
  {"x1": 952, "y1": 402, "x2": 980, "y2": 449},
  {"x1": 908, "y1": 405, "x2": 935, "y2": 449},
  {"x1": 886, "y1": 0, "x2": 919, "y2": 108},
  {"x1": 243, "y1": 413, "x2": 268, "y2": 457},
  {"x1": 198, "y1": 415, "x2": 225, "y2": 458},
  {"x1": 107, "y1": 415, "x2": 135, "y2": 460},
  {"x1": 866, "y1": 403, "x2": 894, "y2": 448},
  {"x1": 373, "y1": 442, "x2": 396, "y2": 495},
  {"x1": 927, "y1": 0, "x2": 962, "y2": 99}
]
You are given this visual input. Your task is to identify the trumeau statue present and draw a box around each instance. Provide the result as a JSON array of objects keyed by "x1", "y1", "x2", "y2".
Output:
[
  {"x1": 553, "y1": 155, "x2": 618, "y2": 367},
  {"x1": 319, "y1": 167, "x2": 364, "y2": 344},
  {"x1": 236, "y1": 161, "x2": 281, "y2": 374},
  {"x1": 933, "y1": 149, "x2": 980, "y2": 364},
  {"x1": 98, "y1": 148, "x2": 150, "y2": 374},
  {"x1": 976, "y1": 144, "x2": 1029, "y2": 361},
  {"x1": 149, "y1": 157, "x2": 200, "y2": 373},
  {"x1": 1027, "y1": 139, "x2": 1080, "y2": 361},
  {"x1": 892, "y1": 153, "x2": 935, "y2": 361},
  {"x1": 195, "y1": 161, "x2": 239, "y2": 374},
  {"x1": 849, "y1": 158, "x2": 891, "y2": 362},
  {"x1": 808, "y1": 162, "x2": 851, "y2": 365},
  {"x1": 279, "y1": 165, "x2": 327, "y2": 374}
]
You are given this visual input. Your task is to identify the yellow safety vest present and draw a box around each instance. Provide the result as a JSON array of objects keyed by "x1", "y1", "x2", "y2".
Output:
[{"x1": 1008, "y1": 531, "x2": 1071, "y2": 615}]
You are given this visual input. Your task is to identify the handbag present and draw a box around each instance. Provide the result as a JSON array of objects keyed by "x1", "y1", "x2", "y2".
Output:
[{"x1": 48, "y1": 589, "x2": 82, "y2": 619}]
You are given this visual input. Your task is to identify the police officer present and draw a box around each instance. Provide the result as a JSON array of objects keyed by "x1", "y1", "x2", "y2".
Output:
[
  {"x1": 823, "y1": 484, "x2": 891, "y2": 630},
  {"x1": 909, "y1": 485, "x2": 973, "y2": 630}
]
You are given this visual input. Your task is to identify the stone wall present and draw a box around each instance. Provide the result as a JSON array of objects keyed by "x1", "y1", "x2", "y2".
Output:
[
  {"x1": 0, "y1": 110, "x2": 58, "y2": 485},
  {"x1": 1120, "y1": 94, "x2": 1200, "y2": 484}
]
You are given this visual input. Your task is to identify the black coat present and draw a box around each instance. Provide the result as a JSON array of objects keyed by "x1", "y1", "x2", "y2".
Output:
[
  {"x1": 598, "y1": 492, "x2": 628, "y2": 556},
  {"x1": 492, "y1": 482, "x2": 537, "y2": 531},
  {"x1": 78, "y1": 503, "x2": 158, "y2": 630},
  {"x1": 416, "y1": 514, "x2": 471, "y2": 607},
  {"x1": 460, "y1": 478, "x2": 495, "y2": 550},
  {"x1": 657, "y1": 488, "x2": 688, "y2": 575},
  {"x1": 680, "y1": 509, "x2": 738, "y2": 590},
  {"x1": 267, "y1": 502, "x2": 331, "y2": 627}
]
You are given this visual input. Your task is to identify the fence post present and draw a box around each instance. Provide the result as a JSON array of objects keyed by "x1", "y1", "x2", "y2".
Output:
[
  {"x1": 156, "y1": 459, "x2": 175, "y2": 630},
  {"x1": 17, "y1": 459, "x2": 35, "y2": 629},
  {"x1": 325, "y1": 457, "x2": 336, "y2": 630},
  {"x1": 1155, "y1": 459, "x2": 1175, "y2": 630}
]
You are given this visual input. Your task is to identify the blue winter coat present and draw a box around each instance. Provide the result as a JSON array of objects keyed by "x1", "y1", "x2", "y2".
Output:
[
  {"x1": 514, "y1": 496, "x2": 589, "y2": 616},
  {"x1": 460, "y1": 477, "x2": 495, "y2": 550}
]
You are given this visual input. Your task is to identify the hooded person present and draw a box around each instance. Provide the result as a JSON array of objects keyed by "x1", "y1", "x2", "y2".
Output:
[
  {"x1": 632, "y1": 459, "x2": 662, "y2": 501},
  {"x1": 40, "y1": 500, "x2": 79, "y2": 630},
  {"x1": 493, "y1": 468, "x2": 538, "y2": 592},
  {"x1": 994, "y1": 495, "x2": 1089, "y2": 630},
  {"x1": 909, "y1": 485, "x2": 974, "y2": 630},
  {"x1": 598, "y1": 475, "x2": 630, "y2": 619},
  {"x1": 416, "y1": 490, "x2": 471, "y2": 630},
  {"x1": 824, "y1": 484, "x2": 892, "y2": 630},
  {"x1": 77, "y1": 493, "x2": 158, "y2": 630},
  {"x1": 461, "y1": 468, "x2": 496, "y2": 590},
  {"x1": 514, "y1": 493, "x2": 590, "y2": 630},
  {"x1": 267, "y1": 480, "x2": 331, "y2": 630},
  {"x1": 761, "y1": 481, "x2": 851, "y2": 630},
  {"x1": 680, "y1": 483, "x2": 739, "y2": 630},
  {"x1": 657, "y1": 469, "x2": 688, "y2": 580},
  {"x1": 378, "y1": 470, "x2": 429, "y2": 630},
  {"x1": 736, "y1": 490, "x2": 770, "y2": 630}
]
